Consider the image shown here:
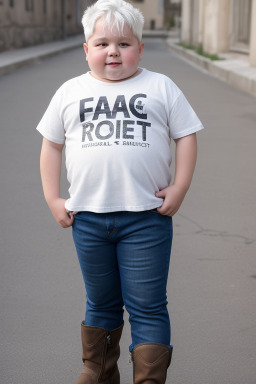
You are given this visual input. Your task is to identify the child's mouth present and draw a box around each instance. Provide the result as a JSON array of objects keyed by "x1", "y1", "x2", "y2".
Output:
[{"x1": 107, "y1": 62, "x2": 121, "y2": 67}]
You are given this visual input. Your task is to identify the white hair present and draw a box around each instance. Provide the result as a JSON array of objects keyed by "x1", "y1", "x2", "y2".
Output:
[{"x1": 81, "y1": 0, "x2": 144, "y2": 42}]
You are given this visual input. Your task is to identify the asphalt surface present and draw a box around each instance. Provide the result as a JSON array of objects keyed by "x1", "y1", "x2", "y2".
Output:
[{"x1": 1, "y1": 39, "x2": 256, "y2": 384}]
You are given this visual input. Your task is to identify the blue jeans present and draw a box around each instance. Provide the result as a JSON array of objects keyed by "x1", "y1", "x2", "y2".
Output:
[{"x1": 72, "y1": 210, "x2": 173, "y2": 351}]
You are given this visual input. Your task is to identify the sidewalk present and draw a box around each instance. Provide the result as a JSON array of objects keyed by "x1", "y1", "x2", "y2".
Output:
[
  {"x1": 1, "y1": 32, "x2": 256, "y2": 97},
  {"x1": 166, "y1": 37, "x2": 256, "y2": 98}
]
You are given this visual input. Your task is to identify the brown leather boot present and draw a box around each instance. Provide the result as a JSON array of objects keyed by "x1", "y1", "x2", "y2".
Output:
[
  {"x1": 75, "y1": 322, "x2": 124, "y2": 384},
  {"x1": 132, "y1": 343, "x2": 173, "y2": 384}
]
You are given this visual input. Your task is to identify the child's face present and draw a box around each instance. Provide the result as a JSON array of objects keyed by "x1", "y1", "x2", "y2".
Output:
[{"x1": 83, "y1": 18, "x2": 144, "y2": 82}]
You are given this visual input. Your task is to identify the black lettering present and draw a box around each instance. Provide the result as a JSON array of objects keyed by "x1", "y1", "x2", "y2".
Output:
[
  {"x1": 111, "y1": 95, "x2": 130, "y2": 119},
  {"x1": 82, "y1": 122, "x2": 94, "y2": 142},
  {"x1": 116, "y1": 120, "x2": 121, "y2": 139},
  {"x1": 93, "y1": 96, "x2": 112, "y2": 120},
  {"x1": 137, "y1": 121, "x2": 151, "y2": 141},
  {"x1": 95, "y1": 120, "x2": 114, "y2": 140},
  {"x1": 130, "y1": 94, "x2": 147, "y2": 119},
  {"x1": 123, "y1": 120, "x2": 135, "y2": 140},
  {"x1": 80, "y1": 98, "x2": 94, "y2": 123}
]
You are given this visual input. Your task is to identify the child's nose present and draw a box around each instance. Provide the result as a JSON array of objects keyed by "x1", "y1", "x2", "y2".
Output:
[{"x1": 108, "y1": 44, "x2": 120, "y2": 56}]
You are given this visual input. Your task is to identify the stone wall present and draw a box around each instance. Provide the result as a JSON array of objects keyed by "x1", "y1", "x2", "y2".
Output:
[{"x1": 0, "y1": 0, "x2": 85, "y2": 52}]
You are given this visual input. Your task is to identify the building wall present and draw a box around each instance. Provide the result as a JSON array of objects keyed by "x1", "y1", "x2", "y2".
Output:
[
  {"x1": 250, "y1": 0, "x2": 256, "y2": 66},
  {"x1": 164, "y1": 0, "x2": 182, "y2": 30},
  {"x1": 129, "y1": 0, "x2": 164, "y2": 30},
  {"x1": 0, "y1": 0, "x2": 84, "y2": 52},
  {"x1": 181, "y1": 0, "x2": 256, "y2": 67},
  {"x1": 0, "y1": 0, "x2": 166, "y2": 52},
  {"x1": 181, "y1": 0, "x2": 191, "y2": 43},
  {"x1": 230, "y1": 0, "x2": 252, "y2": 53},
  {"x1": 202, "y1": 0, "x2": 230, "y2": 54}
]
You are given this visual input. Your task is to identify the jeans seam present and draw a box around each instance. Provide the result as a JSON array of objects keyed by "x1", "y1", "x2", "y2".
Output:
[{"x1": 108, "y1": 215, "x2": 117, "y2": 237}]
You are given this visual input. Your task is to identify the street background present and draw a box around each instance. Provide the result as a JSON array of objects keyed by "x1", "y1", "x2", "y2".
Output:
[{"x1": 0, "y1": 38, "x2": 256, "y2": 383}]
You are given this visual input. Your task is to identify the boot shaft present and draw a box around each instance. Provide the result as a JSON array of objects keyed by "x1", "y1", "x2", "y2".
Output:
[
  {"x1": 76, "y1": 322, "x2": 123, "y2": 384},
  {"x1": 132, "y1": 343, "x2": 172, "y2": 384}
]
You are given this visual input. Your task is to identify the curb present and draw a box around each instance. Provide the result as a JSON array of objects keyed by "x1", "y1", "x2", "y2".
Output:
[{"x1": 167, "y1": 40, "x2": 256, "y2": 98}]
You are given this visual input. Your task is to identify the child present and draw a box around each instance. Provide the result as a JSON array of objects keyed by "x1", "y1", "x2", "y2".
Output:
[{"x1": 37, "y1": 0, "x2": 204, "y2": 383}]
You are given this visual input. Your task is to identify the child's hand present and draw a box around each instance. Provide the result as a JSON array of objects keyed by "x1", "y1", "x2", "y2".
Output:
[
  {"x1": 155, "y1": 185, "x2": 186, "y2": 216},
  {"x1": 156, "y1": 134, "x2": 198, "y2": 216},
  {"x1": 49, "y1": 198, "x2": 74, "y2": 228}
]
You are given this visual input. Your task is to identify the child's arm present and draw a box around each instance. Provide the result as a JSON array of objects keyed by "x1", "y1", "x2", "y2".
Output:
[
  {"x1": 40, "y1": 138, "x2": 74, "y2": 228},
  {"x1": 156, "y1": 133, "x2": 197, "y2": 216}
]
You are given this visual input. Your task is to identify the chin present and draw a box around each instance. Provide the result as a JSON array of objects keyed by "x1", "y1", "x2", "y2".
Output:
[{"x1": 105, "y1": 75, "x2": 126, "y2": 82}]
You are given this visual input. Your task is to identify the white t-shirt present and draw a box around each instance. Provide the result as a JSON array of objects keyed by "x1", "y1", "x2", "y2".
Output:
[{"x1": 37, "y1": 68, "x2": 203, "y2": 213}]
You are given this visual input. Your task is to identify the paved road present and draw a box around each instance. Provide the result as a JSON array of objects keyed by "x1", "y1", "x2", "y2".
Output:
[{"x1": 1, "y1": 39, "x2": 255, "y2": 384}]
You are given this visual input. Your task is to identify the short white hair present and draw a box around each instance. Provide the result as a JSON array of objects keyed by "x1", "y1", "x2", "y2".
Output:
[{"x1": 81, "y1": 0, "x2": 144, "y2": 42}]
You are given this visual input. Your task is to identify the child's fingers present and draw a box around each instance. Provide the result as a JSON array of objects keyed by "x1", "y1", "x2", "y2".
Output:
[
  {"x1": 58, "y1": 212, "x2": 74, "y2": 228},
  {"x1": 66, "y1": 212, "x2": 74, "y2": 227},
  {"x1": 157, "y1": 198, "x2": 172, "y2": 215},
  {"x1": 155, "y1": 189, "x2": 167, "y2": 198}
]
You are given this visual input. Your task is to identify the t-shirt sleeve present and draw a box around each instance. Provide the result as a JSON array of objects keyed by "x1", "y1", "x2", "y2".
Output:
[
  {"x1": 169, "y1": 92, "x2": 204, "y2": 139},
  {"x1": 36, "y1": 91, "x2": 65, "y2": 144}
]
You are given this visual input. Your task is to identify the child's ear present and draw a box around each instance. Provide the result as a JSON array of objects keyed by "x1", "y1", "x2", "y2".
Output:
[
  {"x1": 139, "y1": 42, "x2": 144, "y2": 59},
  {"x1": 83, "y1": 43, "x2": 89, "y2": 61}
]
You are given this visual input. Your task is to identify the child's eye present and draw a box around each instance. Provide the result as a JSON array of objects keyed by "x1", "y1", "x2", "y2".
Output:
[
  {"x1": 120, "y1": 43, "x2": 129, "y2": 47},
  {"x1": 97, "y1": 43, "x2": 108, "y2": 47}
]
